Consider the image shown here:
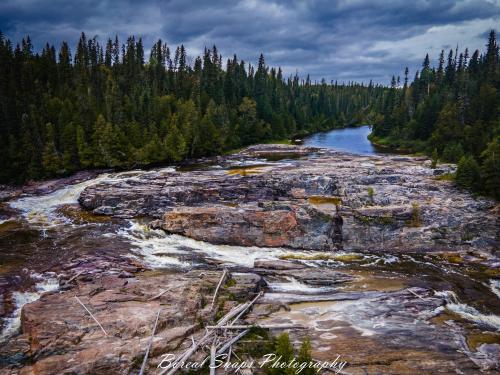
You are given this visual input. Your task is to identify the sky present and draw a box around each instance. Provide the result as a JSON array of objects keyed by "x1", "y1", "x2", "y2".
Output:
[{"x1": 0, "y1": 0, "x2": 499, "y2": 84}]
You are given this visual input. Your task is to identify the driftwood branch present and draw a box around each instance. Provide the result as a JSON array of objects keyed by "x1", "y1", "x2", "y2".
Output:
[
  {"x1": 159, "y1": 292, "x2": 272, "y2": 375},
  {"x1": 74, "y1": 296, "x2": 108, "y2": 336},
  {"x1": 229, "y1": 291, "x2": 263, "y2": 325},
  {"x1": 139, "y1": 308, "x2": 161, "y2": 375},
  {"x1": 159, "y1": 301, "x2": 253, "y2": 375},
  {"x1": 211, "y1": 269, "x2": 228, "y2": 310},
  {"x1": 149, "y1": 289, "x2": 169, "y2": 301},
  {"x1": 63, "y1": 270, "x2": 85, "y2": 286},
  {"x1": 407, "y1": 288, "x2": 426, "y2": 301},
  {"x1": 209, "y1": 339, "x2": 217, "y2": 375},
  {"x1": 216, "y1": 329, "x2": 250, "y2": 356},
  {"x1": 207, "y1": 324, "x2": 305, "y2": 330}
]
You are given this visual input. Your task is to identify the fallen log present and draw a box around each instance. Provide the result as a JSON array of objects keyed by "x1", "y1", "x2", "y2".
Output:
[
  {"x1": 407, "y1": 288, "x2": 426, "y2": 301},
  {"x1": 216, "y1": 329, "x2": 250, "y2": 356},
  {"x1": 159, "y1": 301, "x2": 253, "y2": 375},
  {"x1": 209, "y1": 339, "x2": 217, "y2": 375},
  {"x1": 229, "y1": 291, "x2": 263, "y2": 325}
]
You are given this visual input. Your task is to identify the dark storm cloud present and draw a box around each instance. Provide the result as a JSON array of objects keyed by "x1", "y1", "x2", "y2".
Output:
[{"x1": 1, "y1": 0, "x2": 499, "y2": 84}]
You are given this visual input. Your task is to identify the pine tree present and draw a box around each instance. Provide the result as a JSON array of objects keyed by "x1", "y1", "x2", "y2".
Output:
[
  {"x1": 42, "y1": 123, "x2": 62, "y2": 176},
  {"x1": 481, "y1": 138, "x2": 500, "y2": 199},
  {"x1": 267, "y1": 333, "x2": 295, "y2": 375},
  {"x1": 296, "y1": 337, "x2": 314, "y2": 375},
  {"x1": 164, "y1": 114, "x2": 186, "y2": 162},
  {"x1": 456, "y1": 155, "x2": 481, "y2": 191}
]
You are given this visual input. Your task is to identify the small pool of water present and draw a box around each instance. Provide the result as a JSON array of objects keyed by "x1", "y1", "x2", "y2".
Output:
[{"x1": 303, "y1": 125, "x2": 380, "y2": 155}]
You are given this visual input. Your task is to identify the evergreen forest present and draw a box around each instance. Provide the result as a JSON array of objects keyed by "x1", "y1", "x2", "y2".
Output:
[
  {"x1": 371, "y1": 30, "x2": 499, "y2": 199},
  {"x1": 0, "y1": 32, "x2": 386, "y2": 183}
]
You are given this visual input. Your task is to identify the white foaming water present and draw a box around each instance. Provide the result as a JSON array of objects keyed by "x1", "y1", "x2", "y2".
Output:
[
  {"x1": 267, "y1": 276, "x2": 336, "y2": 294},
  {"x1": 117, "y1": 222, "x2": 191, "y2": 268},
  {"x1": 435, "y1": 290, "x2": 500, "y2": 330},
  {"x1": 9, "y1": 173, "x2": 113, "y2": 226},
  {"x1": 9, "y1": 167, "x2": 178, "y2": 227},
  {"x1": 361, "y1": 254, "x2": 399, "y2": 267},
  {"x1": 489, "y1": 279, "x2": 500, "y2": 299},
  {"x1": 0, "y1": 273, "x2": 59, "y2": 341},
  {"x1": 118, "y1": 220, "x2": 309, "y2": 268}
]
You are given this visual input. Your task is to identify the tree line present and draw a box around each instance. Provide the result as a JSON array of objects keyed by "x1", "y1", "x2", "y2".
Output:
[
  {"x1": 371, "y1": 30, "x2": 499, "y2": 199},
  {"x1": 0, "y1": 32, "x2": 387, "y2": 184}
]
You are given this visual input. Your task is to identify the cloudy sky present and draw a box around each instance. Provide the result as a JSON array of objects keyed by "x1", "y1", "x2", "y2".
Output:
[{"x1": 1, "y1": 0, "x2": 499, "y2": 84}]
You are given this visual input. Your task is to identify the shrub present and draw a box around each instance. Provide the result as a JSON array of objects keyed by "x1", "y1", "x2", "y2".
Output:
[
  {"x1": 407, "y1": 202, "x2": 422, "y2": 227},
  {"x1": 431, "y1": 148, "x2": 439, "y2": 169},
  {"x1": 367, "y1": 187, "x2": 375, "y2": 204}
]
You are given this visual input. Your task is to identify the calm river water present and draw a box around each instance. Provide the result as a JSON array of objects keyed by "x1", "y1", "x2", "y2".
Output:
[{"x1": 303, "y1": 125, "x2": 379, "y2": 155}]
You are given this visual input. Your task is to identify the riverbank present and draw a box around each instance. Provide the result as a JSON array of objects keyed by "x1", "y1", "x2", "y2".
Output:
[{"x1": 366, "y1": 133, "x2": 420, "y2": 155}]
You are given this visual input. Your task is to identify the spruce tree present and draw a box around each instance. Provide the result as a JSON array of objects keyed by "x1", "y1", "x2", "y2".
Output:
[
  {"x1": 456, "y1": 155, "x2": 481, "y2": 191},
  {"x1": 481, "y1": 138, "x2": 500, "y2": 199}
]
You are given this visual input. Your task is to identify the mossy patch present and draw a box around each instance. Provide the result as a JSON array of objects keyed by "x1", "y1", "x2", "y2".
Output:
[
  {"x1": 0, "y1": 220, "x2": 21, "y2": 233},
  {"x1": 467, "y1": 266, "x2": 500, "y2": 280},
  {"x1": 483, "y1": 268, "x2": 500, "y2": 277},
  {"x1": 279, "y1": 252, "x2": 364, "y2": 262},
  {"x1": 57, "y1": 205, "x2": 111, "y2": 224},
  {"x1": 226, "y1": 167, "x2": 263, "y2": 176},
  {"x1": 280, "y1": 253, "x2": 335, "y2": 261},
  {"x1": 405, "y1": 202, "x2": 422, "y2": 227},
  {"x1": 430, "y1": 309, "x2": 465, "y2": 326},
  {"x1": 333, "y1": 253, "x2": 365, "y2": 262},
  {"x1": 221, "y1": 202, "x2": 238, "y2": 207},
  {"x1": 434, "y1": 173, "x2": 455, "y2": 181},
  {"x1": 355, "y1": 214, "x2": 395, "y2": 226},
  {"x1": 466, "y1": 332, "x2": 500, "y2": 351},
  {"x1": 260, "y1": 151, "x2": 304, "y2": 161},
  {"x1": 308, "y1": 196, "x2": 342, "y2": 205},
  {"x1": 434, "y1": 253, "x2": 464, "y2": 264}
]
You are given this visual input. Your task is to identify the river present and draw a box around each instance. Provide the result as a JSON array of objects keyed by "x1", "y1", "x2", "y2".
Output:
[
  {"x1": 0, "y1": 130, "x2": 499, "y2": 373},
  {"x1": 303, "y1": 125, "x2": 379, "y2": 155}
]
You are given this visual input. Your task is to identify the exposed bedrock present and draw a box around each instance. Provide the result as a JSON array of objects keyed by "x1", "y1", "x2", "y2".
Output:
[
  {"x1": 79, "y1": 144, "x2": 498, "y2": 253},
  {"x1": 0, "y1": 255, "x2": 262, "y2": 374}
]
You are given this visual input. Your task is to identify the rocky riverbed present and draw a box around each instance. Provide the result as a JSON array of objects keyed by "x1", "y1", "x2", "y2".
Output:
[
  {"x1": 0, "y1": 144, "x2": 499, "y2": 374},
  {"x1": 80, "y1": 144, "x2": 497, "y2": 254}
]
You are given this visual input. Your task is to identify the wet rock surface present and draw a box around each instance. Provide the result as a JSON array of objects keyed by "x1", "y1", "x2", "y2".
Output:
[
  {"x1": 0, "y1": 170, "x2": 106, "y2": 203},
  {"x1": 256, "y1": 287, "x2": 489, "y2": 375},
  {"x1": 0, "y1": 255, "x2": 262, "y2": 374},
  {"x1": 1, "y1": 144, "x2": 499, "y2": 375},
  {"x1": 79, "y1": 144, "x2": 498, "y2": 254}
]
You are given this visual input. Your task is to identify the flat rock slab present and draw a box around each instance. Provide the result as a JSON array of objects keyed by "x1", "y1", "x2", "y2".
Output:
[{"x1": 78, "y1": 144, "x2": 498, "y2": 254}]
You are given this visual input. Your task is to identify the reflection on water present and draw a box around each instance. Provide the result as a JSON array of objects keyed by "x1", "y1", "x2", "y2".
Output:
[{"x1": 303, "y1": 125, "x2": 380, "y2": 155}]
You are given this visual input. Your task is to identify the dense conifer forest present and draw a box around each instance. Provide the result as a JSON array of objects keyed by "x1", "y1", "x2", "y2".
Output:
[
  {"x1": 0, "y1": 32, "x2": 387, "y2": 184},
  {"x1": 371, "y1": 31, "x2": 499, "y2": 199}
]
